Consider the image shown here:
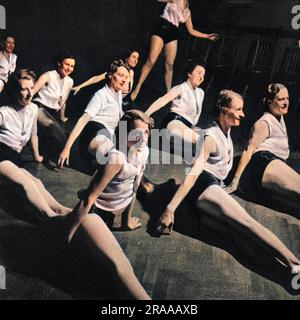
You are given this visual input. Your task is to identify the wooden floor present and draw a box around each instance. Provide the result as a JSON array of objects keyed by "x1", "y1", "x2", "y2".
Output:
[{"x1": 0, "y1": 149, "x2": 299, "y2": 300}]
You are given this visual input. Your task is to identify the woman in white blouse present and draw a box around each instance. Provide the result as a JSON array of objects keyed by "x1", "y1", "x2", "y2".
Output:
[
  {"x1": 154, "y1": 89, "x2": 300, "y2": 275},
  {"x1": 0, "y1": 69, "x2": 71, "y2": 218},
  {"x1": 131, "y1": 0, "x2": 219, "y2": 101},
  {"x1": 58, "y1": 60, "x2": 130, "y2": 169},
  {"x1": 146, "y1": 62, "x2": 205, "y2": 161},
  {"x1": 66, "y1": 109, "x2": 153, "y2": 299},
  {"x1": 0, "y1": 35, "x2": 17, "y2": 93},
  {"x1": 225, "y1": 84, "x2": 300, "y2": 211}
]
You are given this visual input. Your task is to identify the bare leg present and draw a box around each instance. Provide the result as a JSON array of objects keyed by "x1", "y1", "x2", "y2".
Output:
[
  {"x1": 131, "y1": 35, "x2": 164, "y2": 101},
  {"x1": 167, "y1": 120, "x2": 200, "y2": 145},
  {"x1": 88, "y1": 134, "x2": 114, "y2": 164},
  {"x1": 77, "y1": 214, "x2": 151, "y2": 300},
  {"x1": 196, "y1": 185, "x2": 300, "y2": 270},
  {"x1": 0, "y1": 80, "x2": 4, "y2": 93},
  {"x1": 166, "y1": 120, "x2": 203, "y2": 163},
  {"x1": 164, "y1": 40, "x2": 178, "y2": 92},
  {"x1": 0, "y1": 161, "x2": 59, "y2": 218},
  {"x1": 21, "y1": 169, "x2": 71, "y2": 215},
  {"x1": 262, "y1": 159, "x2": 300, "y2": 204}
]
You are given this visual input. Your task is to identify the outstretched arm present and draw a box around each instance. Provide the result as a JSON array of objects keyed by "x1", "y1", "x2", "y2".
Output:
[
  {"x1": 185, "y1": 15, "x2": 220, "y2": 41},
  {"x1": 72, "y1": 73, "x2": 107, "y2": 95},
  {"x1": 58, "y1": 112, "x2": 91, "y2": 169},
  {"x1": 145, "y1": 88, "x2": 179, "y2": 116},
  {"x1": 32, "y1": 72, "x2": 50, "y2": 96},
  {"x1": 167, "y1": 135, "x2": 216, "y2": 212},
  {"x1": 225, "y1": 121, "x2": 269, "y2": 193},
  {"x1": 66, "y1": 157, "x2": 123, "y2": 242}
]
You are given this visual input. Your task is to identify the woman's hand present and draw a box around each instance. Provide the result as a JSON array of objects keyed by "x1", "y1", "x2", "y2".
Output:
[
  {"x1": 224, "y1": 177, "x2": 239, "y2": 194},
  {"x1": 34, "y1": 154, "x2": 44, "y2": 163},
  {"x1": 207, "y1": 33, "x2": 220, "y2": 41},
  {"x1": 58, "y1": 148, "x2": 70, "y2": 169},
  {"x1": 72, "y1": 86, "x2": 81, "y2": 95},
  {"x1": 156, "y1": 206, "x2": 174, "y2": 235}
]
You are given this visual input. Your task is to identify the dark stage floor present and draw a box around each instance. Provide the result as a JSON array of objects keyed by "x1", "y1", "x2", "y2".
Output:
[{"x1": 0, "y1": 145, "x2": 299, "y2": 300}]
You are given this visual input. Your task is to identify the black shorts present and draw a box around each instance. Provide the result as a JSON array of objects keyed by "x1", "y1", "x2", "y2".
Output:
[
  {"x1": 34, "y1": 102, "x2": 60, "y2": 120},
  {"x1": 78, "y1": 121, "x2": 112, "y2": 161},
  {"x1": 151, "y1": 18, "x2": 179, "y2": 44},
  {"x1": 122, "y1": 95, "x2": 133, "y2": 111},
  {"x1": 239, "y1": 150, "x2": 284, "y2": 199},
  {"x1": 186, "y1": 171, "x2": 221, "y2": 205},
  {"x1": 90, "y1": 205, "x2": 115, "y2": 229},
  {"x1": 161, "y1": 112, "x2": 193, "y2": 129},
  {"x1": 0, "y1": 142, "x2": 23, "y2": 167}
]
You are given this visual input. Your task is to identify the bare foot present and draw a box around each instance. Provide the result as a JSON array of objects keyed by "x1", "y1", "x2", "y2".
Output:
[
  {"x1": 127, "y1": 216, "x2": 142, "y2": 230},
  {"x1": 55, "y1": 206, "x2": 72, "y2": 216}
]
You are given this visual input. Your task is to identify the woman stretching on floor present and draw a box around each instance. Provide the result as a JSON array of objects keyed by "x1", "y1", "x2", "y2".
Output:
[
  {"x1": 225, "y1": 83, "x2": 300, "y2": 215},
  {"x1": 0, "y1": 69, "x2": 71, "y2": 218},
  {"x1": 155, "y1": 89, "x2": 300, "y2": 274}
]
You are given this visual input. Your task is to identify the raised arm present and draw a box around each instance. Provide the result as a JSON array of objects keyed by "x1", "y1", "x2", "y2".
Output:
[
  {"x1": 72, "y1": 72, "x2": 107, "y2": 95},
  {"x1": 58, "y1": 112, "x2": 91, "y2": 169},
  {"x1": 145, "y1": 88, "x2": 179, "y2": 116},
  {"x1": 225, "y1": 121, "x2": 269, "y2": 193},
  {"x1": 185, "y1": 15, "x2": 220, "y2": 41},
  {"x1": 32, "y1": 72, "x2": 50, "y2": 96}
]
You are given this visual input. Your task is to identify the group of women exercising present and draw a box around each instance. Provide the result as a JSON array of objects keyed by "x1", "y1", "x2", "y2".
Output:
[{"x1": 0, "y1": 0, "x2": 299, "y2": 299}]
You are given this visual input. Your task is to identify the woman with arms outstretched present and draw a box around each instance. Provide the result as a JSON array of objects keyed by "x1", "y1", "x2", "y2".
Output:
[
  {"x1": 65, "y1": 110, "x2": 154, "y2": 299},
  {"x1": 155, "y1": 89, "x2": 300, "y2": 274},
  {"x1": 225, "y1": 83, "x2": 300, "y2": 212},
  {"x1": 146, "y1": 61, "x2": 205, "y2": 147}
]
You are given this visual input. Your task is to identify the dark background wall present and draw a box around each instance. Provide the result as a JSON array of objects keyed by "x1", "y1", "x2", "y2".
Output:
[
  {"x1": 0, "y1": 0, "x2": 299, "y2": 118},
  {"x1": 2, "y1": 0, "x2": 298, "y2": 77}
]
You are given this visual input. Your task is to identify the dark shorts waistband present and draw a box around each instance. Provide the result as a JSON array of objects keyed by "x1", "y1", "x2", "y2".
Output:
[
  {"x1": 161, "y1": 112, "x2": 193, "y2": 129},
  {"x1": 186, "y1": 170, "x2": 221, "y2": 204}
]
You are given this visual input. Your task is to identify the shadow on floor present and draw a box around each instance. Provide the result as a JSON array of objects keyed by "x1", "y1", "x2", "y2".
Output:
[
  {"x1": 138, "y1": 177, "x2": 300, "y2": 296},
  {"x1": 0, "y1": 190, "x2": 138, "y2": 300}
]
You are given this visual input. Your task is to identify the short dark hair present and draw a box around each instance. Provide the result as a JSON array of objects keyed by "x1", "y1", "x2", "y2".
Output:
[
  {"x1": 0, "y1": 34, "x2": 15, "y2": 50},
  {"x1": 121, "y1": 109, "x2": 154, "y2": 134},
  {"x1": 262, "y1": 83, "x2": 287, "y2": 113},
  {"x1": 56, "y1": 53, "x2": 75, "y2": 64},
  {"x1": 105, "y1": 59, "x2": 130, "y2": 84}
]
